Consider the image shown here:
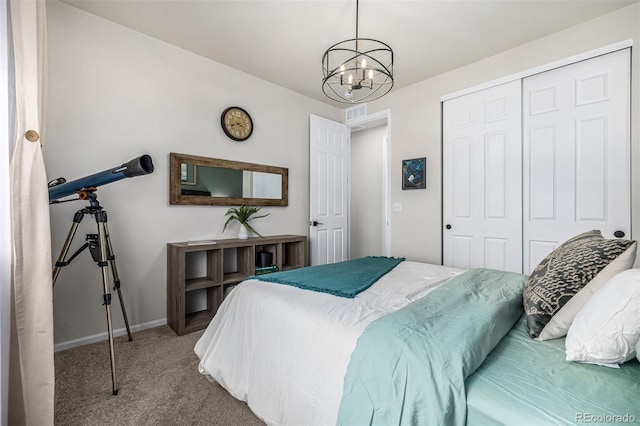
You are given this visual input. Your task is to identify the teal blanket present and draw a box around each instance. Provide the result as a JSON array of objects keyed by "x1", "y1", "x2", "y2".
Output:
[
  {"x1": 251, "y1": 256, "x2": 404, "y2": 298},
  {"x1": 337, "y1": 268, "x2": 527, "y2": 426}
]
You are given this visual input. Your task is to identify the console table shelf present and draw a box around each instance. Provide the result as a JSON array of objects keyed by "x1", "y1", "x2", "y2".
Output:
[
  {"x1": 167, "y1": 234, "x2": 307, "y2": 335},
  {"x1": 185, "y1": 278, "x2": 219, "y2": 292}
]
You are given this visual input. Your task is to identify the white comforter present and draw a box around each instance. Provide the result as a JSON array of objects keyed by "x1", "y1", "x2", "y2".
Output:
[{"x1": 194, "y1": 261, "x2": 462, "y2": 426}]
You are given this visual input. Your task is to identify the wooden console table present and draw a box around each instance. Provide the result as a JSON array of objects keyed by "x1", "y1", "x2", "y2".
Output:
[{"x1": 167, "y1": 234, "x2": 307, "y2": 335}]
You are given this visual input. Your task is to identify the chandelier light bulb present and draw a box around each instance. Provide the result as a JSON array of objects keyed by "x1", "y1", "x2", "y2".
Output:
[
  {"x1": 348, "y1": 74, "x2": 353, "y2": 85},
  {"x1": 361, "y1": 58, "x2": 367, "y2": 68}
]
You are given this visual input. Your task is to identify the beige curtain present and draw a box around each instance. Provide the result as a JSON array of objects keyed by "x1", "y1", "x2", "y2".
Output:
[{"x1": 8, "y1": 0, "x2": 54, "y2": 425}]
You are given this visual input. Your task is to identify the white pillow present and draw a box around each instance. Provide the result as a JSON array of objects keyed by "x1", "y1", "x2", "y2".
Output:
[{"x1": 566, "y1": 268, "x2": 640, "y2": 365}]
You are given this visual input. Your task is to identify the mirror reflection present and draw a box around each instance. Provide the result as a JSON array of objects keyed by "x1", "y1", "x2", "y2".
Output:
[
  {"x1": 170, "y1": 153, "x2": 288, "y2": 206},
  {"x1": 180, "y1": 165, "x2": 282, "y2": 200}
]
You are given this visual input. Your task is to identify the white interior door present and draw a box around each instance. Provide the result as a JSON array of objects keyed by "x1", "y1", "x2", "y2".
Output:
[
  {"x1": 443, "y1": 80, "x2": 522, "y2": 272},
  {"x1": 523, "y1": 49, "x2": 631, "y2": 273},
  {"x1": 309, "y1": 114, "x2": 350, "y2": 266}
]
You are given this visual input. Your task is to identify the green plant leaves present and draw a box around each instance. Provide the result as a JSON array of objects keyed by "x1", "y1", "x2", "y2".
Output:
[{"x1": 222, "y1": 205, "x2": 269, "y2": 237}]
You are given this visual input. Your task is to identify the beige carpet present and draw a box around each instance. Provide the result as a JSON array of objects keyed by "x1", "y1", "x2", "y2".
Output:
[{"x1": 54, "y1": 325, "x2": 264, "y2": 426}]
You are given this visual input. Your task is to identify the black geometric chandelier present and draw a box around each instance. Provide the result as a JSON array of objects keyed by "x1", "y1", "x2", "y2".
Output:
[{"x1": 321, "y1": 0, "x2": 394, "y2": 104}]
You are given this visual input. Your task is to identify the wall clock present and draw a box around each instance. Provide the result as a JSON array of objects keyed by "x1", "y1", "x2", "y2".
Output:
[{"x1": 221, "y1": 106, "x2": 253, "y2": 141}]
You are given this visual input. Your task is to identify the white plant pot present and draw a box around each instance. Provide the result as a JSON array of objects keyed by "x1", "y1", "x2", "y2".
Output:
[{"x1": 238, "y1": 225, "x2": 250, "y2": 240}]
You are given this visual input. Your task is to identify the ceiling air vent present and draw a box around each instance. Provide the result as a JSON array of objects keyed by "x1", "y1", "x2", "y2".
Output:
[{"x1": 345, "y1": 104, "x2": 367, "y2": 122}]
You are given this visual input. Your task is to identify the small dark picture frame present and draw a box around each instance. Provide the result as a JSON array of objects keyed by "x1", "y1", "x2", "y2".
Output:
[{"x1": 402, "y1": 157, "x2": 426, "y2": 190}]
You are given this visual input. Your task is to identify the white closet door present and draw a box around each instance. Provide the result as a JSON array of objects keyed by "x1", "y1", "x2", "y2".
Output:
[
  {"x1": 443, "y1": 80, "x2": 522, "y2": 272},
  {"x1": 523, "y1": 49, "x2": 631, "y2": 273}
]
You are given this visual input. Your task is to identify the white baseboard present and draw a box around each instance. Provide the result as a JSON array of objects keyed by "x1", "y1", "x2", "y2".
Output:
[{"x1": 54, "y1": 318, "x2": 167, "y2": 352}]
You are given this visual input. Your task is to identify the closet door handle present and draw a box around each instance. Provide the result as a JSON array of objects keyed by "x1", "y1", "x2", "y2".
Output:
[
  {"x1": 614, "y1": 230, "x2": 625, "y2": 238},
  {"x1": 445, "y1": 224, "x2": 452, "y2": 230}
]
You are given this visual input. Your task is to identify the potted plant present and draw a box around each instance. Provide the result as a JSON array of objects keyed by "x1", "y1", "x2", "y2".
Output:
[{"x1": 223, "y1": 205, "x2": 269, "y2": 239}]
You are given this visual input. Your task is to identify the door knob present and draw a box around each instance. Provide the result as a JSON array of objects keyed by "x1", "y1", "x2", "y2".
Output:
[
  {"x1": 445, "y1": 224, "x2": 452, "y2": 230},
  {"x1": 310, "y1": 221, "x2": 324, "y2": 227},
  {"x1": 614, "y1": 230, "x2": 625, "y2": 238}
]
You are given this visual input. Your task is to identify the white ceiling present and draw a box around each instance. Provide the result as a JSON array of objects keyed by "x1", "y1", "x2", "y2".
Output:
[{"x1": 60, "y1": 0, "x2": 637, "y2": 108}]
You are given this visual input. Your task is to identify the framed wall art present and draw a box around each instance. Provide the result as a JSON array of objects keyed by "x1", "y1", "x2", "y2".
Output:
[{"x1": 402, "y1": 157, "x2": 426, "y2": 190}]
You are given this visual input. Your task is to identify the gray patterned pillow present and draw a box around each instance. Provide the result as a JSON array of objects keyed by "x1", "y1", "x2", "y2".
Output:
[{"x1": 524, "y1": 230, "x2": 635, "y2": 339}]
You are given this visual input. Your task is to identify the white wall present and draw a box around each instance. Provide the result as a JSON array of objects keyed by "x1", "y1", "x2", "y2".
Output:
[
  {"x1": 350, "y1": 125, "x2": 385, "y2": 258},
  {"x1": 45, "y1": 1, "x2": 340, "y2": 346},
  {"x1": 367, "y1": 3, "x2": 640, "y2": 265}
]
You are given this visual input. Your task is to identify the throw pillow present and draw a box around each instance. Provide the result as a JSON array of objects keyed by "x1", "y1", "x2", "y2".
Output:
[
  {"x1": 536, "y1": 242, "x2": 637, "y2": 340},
  {"x1": 523, "y1": 230, "x2": 635, "y2": 339},
  {"x1": 566, "y1": 268, "x2": 640, "y2": 365}
]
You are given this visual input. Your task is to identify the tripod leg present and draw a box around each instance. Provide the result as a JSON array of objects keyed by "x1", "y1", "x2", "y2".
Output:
[
  {"x1": 96, "y1": 213, "x2": 119, "y2": 396},
  {"x1": 103, "y1": 223, "x2": 132, "y2": 341},
  {"x1": 52, "y1": 210, "x2": 85, "y2": 286}
]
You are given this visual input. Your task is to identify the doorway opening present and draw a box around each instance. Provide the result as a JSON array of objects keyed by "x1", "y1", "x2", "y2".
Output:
[{"x1": 347, "y1": 109, "x2": 391, "y2": 258}]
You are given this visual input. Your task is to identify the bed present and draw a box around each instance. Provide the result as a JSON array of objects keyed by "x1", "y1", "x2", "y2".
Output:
[{"x1": 194, "y1": 259, "x2": 640, "y2": 425}]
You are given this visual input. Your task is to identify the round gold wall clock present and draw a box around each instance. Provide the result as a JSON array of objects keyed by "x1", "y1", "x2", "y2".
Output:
[{"x1": 221, "y1": 106, "x2": 253, "y2": 141}]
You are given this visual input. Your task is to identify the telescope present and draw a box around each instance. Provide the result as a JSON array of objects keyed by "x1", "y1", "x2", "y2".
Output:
[
  {"x1": 48, "y1": 154, "x2": 154, "y2": 202},
  {"x1": 50, "y1": 154, "x2": 153, "y2": 396}
]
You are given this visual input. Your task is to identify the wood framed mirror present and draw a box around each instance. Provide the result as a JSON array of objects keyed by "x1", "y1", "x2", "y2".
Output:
[{"x1": 169, "y1": 152, "x2": 288, "y2": 206}]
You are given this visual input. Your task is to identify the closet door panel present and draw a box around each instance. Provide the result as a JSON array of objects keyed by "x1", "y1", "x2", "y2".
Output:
[
  {"x1": 484, "y1": 237, "x2": 508, "y2": 271},
  {"x1": 485, "y1": 131, "x2": 508, "y2": 219},
  {"x1": 528, "y1": 125, "x2": 557, "y2": 221},
  {"x1": 443, "y1": 80, "x2": 522, "y2": 273},
  {"x1": 576, "y1": 115, "x2": 607, "y2": 221},
  {"x1": 452, "y1": 136, "x2": 472, "y2": 218},
  {"x1": 523, "y1": 49, "x2": 630, "y2": 273},
  {"x1": 452, "y1": 235, "x2": 472, "y2": 269}
]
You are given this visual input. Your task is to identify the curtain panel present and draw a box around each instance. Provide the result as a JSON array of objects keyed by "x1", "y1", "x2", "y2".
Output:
[{"x1": 8, "y1": 0, "x2": 54, "y2": 425}]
